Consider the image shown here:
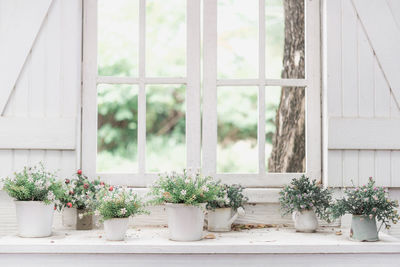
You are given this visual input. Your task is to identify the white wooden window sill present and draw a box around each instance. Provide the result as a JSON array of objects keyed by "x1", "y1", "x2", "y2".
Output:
[{"x1": 0, "y1": 227, "x2": 399, "y2": 254}]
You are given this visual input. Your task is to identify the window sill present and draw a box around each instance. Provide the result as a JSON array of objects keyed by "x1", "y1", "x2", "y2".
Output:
[{"x1": 1, "y1": 227, "x2": 399, "y2": 255}]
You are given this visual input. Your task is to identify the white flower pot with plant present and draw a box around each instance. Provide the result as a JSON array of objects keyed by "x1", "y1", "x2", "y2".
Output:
[
  {"x1": 331, "y1": 177, "x2": 400, "y2": 242},
  {"x1": 2, "y1": 163, "x2": 62, "y2": 237},
  {"x1": 207, "y1": 184, "x2": 248, "y2": 232},
  {"x1": 150, "y1": 169, "x2": 220, "y2": 241},
  {"x1": 59, "y1": 169, "x2": 106, "y2": 230},
  {"x1": 95, "y1": 186, "x2": 148, "y2": 241},
  {"x1": 279, "y1": 175, "x2": 332, "y2": 233}
]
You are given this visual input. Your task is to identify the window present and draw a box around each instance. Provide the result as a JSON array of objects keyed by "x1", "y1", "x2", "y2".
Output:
[{"x1": 82, "y1": 0, "x2": 321, "y2": 187}]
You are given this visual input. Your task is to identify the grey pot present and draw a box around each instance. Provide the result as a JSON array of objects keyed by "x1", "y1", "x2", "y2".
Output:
[
  {"x1": 76, "y1": 209, "x2": 93, "y2": 230},
  {"x1": 350, "y1": 215, "x2": 379, "y2": 242}
]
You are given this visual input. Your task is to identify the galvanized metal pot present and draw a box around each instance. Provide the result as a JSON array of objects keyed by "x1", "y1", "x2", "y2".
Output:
[
  {"x1": 350, "y1": 215, "x2": 379, "y2": 242},
  {"x1": 76, "y1": 208, "x2": 93, "y2": 230}
]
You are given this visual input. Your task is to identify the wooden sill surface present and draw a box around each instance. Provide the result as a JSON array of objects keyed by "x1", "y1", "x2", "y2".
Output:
[{"x1": 0, "y1": 227, "x2": 399, "y2": 254}]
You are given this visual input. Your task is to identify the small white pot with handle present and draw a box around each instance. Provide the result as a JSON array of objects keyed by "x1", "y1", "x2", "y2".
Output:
[
  {"x1": 208, "y1": 207, "x2": 245, "y2": 232},
  {"x1": 292, "y1": 209, "x2": 318, "y2": 233},
  {"x1": 15, "y1": 201, "x2": 54, "y2": 237},
  {"x1": 103, "y1": 218, "x2": 130, "y2": 241},
  {"x1": 166, "y1": 203, "x2": 206, "y2": 241}
]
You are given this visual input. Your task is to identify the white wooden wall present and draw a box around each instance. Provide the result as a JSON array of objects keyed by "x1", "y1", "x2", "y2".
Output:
[
  {"x1": 325, "y1": 0, "x2": 400, "y2": 187},
  {"x1": 0, "y1": 0, "x2": 82, "y2": 232}
]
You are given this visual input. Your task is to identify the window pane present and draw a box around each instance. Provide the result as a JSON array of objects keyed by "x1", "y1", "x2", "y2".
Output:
[
  {"x1": 146, "y1": 0, "x2": 186, "y2": 77},
  {"x1": 217, "y1": 87, "x2": 258, "y2": 173},
  {"x1": 146, "y1": 85, "x2": 186, "y2": 172},
  {"x1": 98, "y1": 0, "x2": 139, "y2": 77},
  {"x1": 218, "y1": 0, "x2": 258, "y2": 79},
  {"x1": 266, "y1": 86, "x2": 305, "y2": 172},
  {"x1": 97, "y1": 84, "x2": 138, "y2": 172},
  {"x1": 266, "y1": 0, "x2": 305, "y2": 79}
]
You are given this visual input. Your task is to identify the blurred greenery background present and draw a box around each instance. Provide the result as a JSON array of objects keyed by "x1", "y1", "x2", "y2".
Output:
[{"x1": 97, "y1": 0, "x2": 285, "y2": 173}]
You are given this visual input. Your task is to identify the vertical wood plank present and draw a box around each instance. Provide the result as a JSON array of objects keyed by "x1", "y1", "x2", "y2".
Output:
[
  {"x1": 341, "y1": 0, "x2": 358, "y2": 117},
  {"x1": 391, "y1": 151, "x2": 400, "y2": 187},
  {"x1": 0, "y1": 151, "x2": 13, "y2": 179},
  {"x1": 374, "y1": 58, "x2": 391, "y2": 118},
  {"x1": 358, "y1": 150, "x2": 375, "y2": 186},
  {"x1": 328, "y1": 150, "x2": 342, "y2": 187},
  {"x1": 375, "y1": 150, "x2": 391, "y2": 186},
  {"x1": 325, "y1": 0, "x2": 342, "y2": 117},
  {"x1": 357, "y1": 20, "x2": 374, "y2": 118},
  {"x1": 343, "y1": 150, "x2": 359, "y2": 186},
  {"x1": 202, "y1": 0, "x2": 217, "y2": 176}
]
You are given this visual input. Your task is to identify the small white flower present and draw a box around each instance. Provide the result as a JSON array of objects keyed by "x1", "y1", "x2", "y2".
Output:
[
  {"x1": 45, "y1": 181, "x2": 51, "y2": 189},
  {"x1": 47, "y1": 191, "x2": 55, "y2": 201},
  {"x1": 201, "y1": 185, "x2": 209, "y2": 192},
  {"x1": 185, "y1": 179, "x2": 190, "y2": 184},
  {"x1": 181, "y1": 190, "x2": 187, "y2": 196},
  {"x1": 94, "y1": 210, "x2": 100, "y2": 216},
  {"x1": 120, "y1": 208, "x2": 127, "y2": 215},
  {"x1": 27, "y1": 176, "x2": 34, "y2": 183}
]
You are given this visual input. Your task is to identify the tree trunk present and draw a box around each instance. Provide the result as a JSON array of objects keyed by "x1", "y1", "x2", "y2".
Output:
[{"x1": 268, "y1": 0, "x2": 305, "y2": 173}]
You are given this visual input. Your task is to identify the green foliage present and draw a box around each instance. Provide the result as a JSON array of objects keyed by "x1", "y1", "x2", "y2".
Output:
[
  {"x1": 58, "y1": 170, "x2": 106, "y2": 210},
  {"x1": 279, "y1": 175, "x2": 332, "y2": 222},
  {"x1": 149, "y1": 169, "x2": 220, "y2": 206},
  {"x1": 207, "y1": 184, "x2": 248, "y2": 211},
  {"x1": 2, "y1": 163, "x2": 63, "y2": 205},
  {"x1": 331, "y1": 178, "x2": 400, "y2": 229},
  {"x1": 94, "y1": 187, "x2": 148, "y2": 221}
]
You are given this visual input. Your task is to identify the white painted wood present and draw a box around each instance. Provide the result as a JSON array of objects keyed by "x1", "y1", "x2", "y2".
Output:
[
  {"x1": 138, "y1": 0, "x2": 146, "y2": 175},
  {"x1": 0, "y1": 117, "x2": 76, "y2": 149},
  {"x1": 353, "y1": 0, "x2": 400, "y2": 106},
  {"x1": 216, "y1": 79, "x2": 308, "y2": 87},
  {"x1": 391, "y1": 151, "x2": 400, "y2": 187},
  {"x1": 342, "y1": 150, "x2": 358, "y2": 187},
  {"x1": 258, "y1": 0, "x2": 266, "y2": 174},
  {"x1": 325, "y1": 0, "x2": 342, "y2": 117},
  {"x1": 0, "y1": 0, "x2": 53, "y2": 115},
  {"x1": 328, "y1": 150, "x2": 343, "y2": 187},
  {"x1": 97, "y1": 76, "x2": 186, "y2": 84},
  {"x1": 186, "y1": 0, "x2": 201, "y2": 170},
  {"x1": 374, "y1": 57, "x2": 391, "y2": 118},
  {"x1": 357, "y1": 19, "x2": 374, "y2": 118},
  {"x1": 328, "y1": 118, "x2": 400, "y2": 149},
  {"x1": 358, "y1": 150, "x2": 375, "y2": 186},
  {"x1": 375, "y1": 150, "x2": 391, "y2": 186},
  {"x1": 341, "y1": 0, "x2": 358, "y2": 118},
  {"x1": 202, "y1": 0, "x2": 218, "y2": 176},
  {"x1": 82, "y1": 0, "x2": 98, "y2": 179}
]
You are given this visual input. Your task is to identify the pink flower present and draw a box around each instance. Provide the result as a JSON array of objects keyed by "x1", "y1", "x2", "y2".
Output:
[{"x1": 373, "y1": 195, "x2": 378, "y2": 201}]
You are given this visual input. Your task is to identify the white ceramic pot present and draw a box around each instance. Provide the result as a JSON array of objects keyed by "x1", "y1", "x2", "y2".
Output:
[
  {"x1": 15, "y1": 201, "x2": 54, "y2": 237},
  {"x1": 166, "y1": 203, "x2": 206, "y2": 241},
  {"x1": 62, "y1": 207, "x2": 77, "y2": 229},
  {"x1": 292, "y1": 209, "x2": 318, "y2": 233},
  {"x1": 208, "y1": 207, "x2": 245, "y2": 232},
  {"x1": 103, "y1": 218, "x2": 129, "y2": 241}
]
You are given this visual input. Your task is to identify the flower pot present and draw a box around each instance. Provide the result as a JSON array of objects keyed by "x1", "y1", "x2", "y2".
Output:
[
  {"x1": 76, "y1": 209, "x2": 93, "y2": 230},
  {"x1": 62, "y1": 207, "x2": 77, "y2": 229},
  {"x1": 103, "y1": 218, "x2": 129, "y2": 241},
  {"x1": 15, "y1": 201, "x2": 54, "y2": 237},
  {"x1": 292, "y1": 209, "x2": 318, "y2": 233},
  {"x1": 350, "y1": 215, "x2": 379, "y2": 242},
  {"x1": 165, "y1": 203, "x2": 206, "y2": 241},
  {"x1": 208, "y1": 207, "x2": 245, "y2": 232}
]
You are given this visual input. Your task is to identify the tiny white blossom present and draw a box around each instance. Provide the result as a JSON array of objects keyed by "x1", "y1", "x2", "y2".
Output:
[
  {"x1": 202, "y1": 185, "x2": 209, "y2": 192},
  {"x1": 47, "y1": 191, "x2": 55, "y2": 201},
  {"x1": 181, "y1": 190, "x2": 187, "y2": 196},
  {"x1": 120, "y1": 208, "x2": 127, "y2": 215},
  {"x1": 94, "y1": 210, "x2": 100, "y2": 216},
  {"x1": 78, "y1": 213, "x2": 84, "y2": 219}
]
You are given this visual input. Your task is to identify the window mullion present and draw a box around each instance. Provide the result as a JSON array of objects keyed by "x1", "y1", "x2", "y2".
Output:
[
  {"x1": 138, "y1": 0, "x2": 146, "y2": 176},
  {"x1": 258, "y1": 0, "x2": 266, "y2": 175},
  {"x1": 186, "y1": 0, "x2": 201, "y2": 170},
  {"x1": 202, "y1": 0, "x2": 217, "y2": 176}
]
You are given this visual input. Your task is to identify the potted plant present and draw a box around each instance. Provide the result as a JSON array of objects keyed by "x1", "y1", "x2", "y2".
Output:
[
  {"x1": 279, "y1": 175, "x2": 332, "y2": 232},
  {"x1": 92, "y1": 186, "x2": 148, "y2": 241},
  {"x1": 59, "y1": 169, "x2": 105, "y2": 230},
  {"x1": 150, "y1": 169, "x2": 220, "y2": 241},
  {"x1": 206, "y1": 184, "x2": 248, "y2": 232},
  {"x1": 331, "y1": 177, "x2": 400, "y2": 241},
  {"x1": 2, "y1": 163, "x2": 62, "y2": 237}
]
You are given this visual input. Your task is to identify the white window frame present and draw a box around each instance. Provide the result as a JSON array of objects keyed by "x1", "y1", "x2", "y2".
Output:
[{"x1": 82, "y1": 0, "x2": 321, "y2": 188}]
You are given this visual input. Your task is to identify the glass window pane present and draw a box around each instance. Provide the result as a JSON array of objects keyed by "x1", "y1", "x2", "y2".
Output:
[
  {"x1": 218, "y1": 0, "x2": 258, "y2": 79},
  {"x1": 98, "y1": 0, "x2": 139, "y2": 77},
  {"x1": 146, "y1": 85, "x2": 186, "y2": 172},
  {"x1": 217, "y1": 87, "x2": 258, "y2": 173},
  {"x1": 97, "y1": 84, "x2": 138, "y2": 172},
  {"x1": 266, "y1": 86, "x2": 305, "y2": 173},
  {"x1": 266, "y1": 0, "x2": 305, "y2": 79},
  {"x1": 146, "y1": 0, "x2": 186, "y2": 77}
]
